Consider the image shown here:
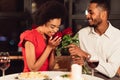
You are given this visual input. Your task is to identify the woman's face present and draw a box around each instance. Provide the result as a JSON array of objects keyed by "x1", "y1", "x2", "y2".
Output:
[{"x1": 45, "y1": 18, "x2": 61, "y2": 37}]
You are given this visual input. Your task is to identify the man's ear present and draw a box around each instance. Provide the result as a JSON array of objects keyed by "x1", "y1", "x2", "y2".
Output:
[{"x1": 101, "y1": 10, "x2": 107, "y2": 20}]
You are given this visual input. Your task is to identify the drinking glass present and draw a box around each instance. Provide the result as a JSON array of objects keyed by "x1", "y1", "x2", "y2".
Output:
[
  {"x1": 87, "y1": 55, "x2": 99, "y2": 76},
  {"x1": 0, "y1": 52, "x2": 10, "y2": 80}
]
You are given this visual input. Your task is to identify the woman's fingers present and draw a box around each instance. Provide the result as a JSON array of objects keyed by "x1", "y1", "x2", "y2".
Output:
[{"x1": 48, "y1": 36, "x2": 62, "y2": 49}]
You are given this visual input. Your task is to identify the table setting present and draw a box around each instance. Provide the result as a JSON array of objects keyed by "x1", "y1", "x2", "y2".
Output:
[
  {"x1": 0, "y1": 51, "x2": 119, "y2": 80},
  {"x1": 0, "y1": 51, "x2": 99, "y2": 80},
  {"x1": 0, "y1": 71, "x2": 104, "y2": 80},
  {"x1": 0, "y1": 52, "x2": 11, "y2": 80},
  {"x1": 0, "y1": 61, "x2": 103, "y2": 80}
]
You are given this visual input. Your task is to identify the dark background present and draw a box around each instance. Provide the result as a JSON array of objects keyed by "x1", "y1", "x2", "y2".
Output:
[
  {"x1": 0, "y1": 0, "x2": 65, "y2": 76},
  {"x1": 1, "y1": 0, "x2": 120, "y2": 53},
  {"x1": 0, "y1": 0, "x2": 120, "y2": 76}
]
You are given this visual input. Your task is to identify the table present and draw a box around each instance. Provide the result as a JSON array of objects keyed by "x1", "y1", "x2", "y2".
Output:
[
  {"x1": 0, "y1": 71, "x2": 119, "y2": 80},
  {"x1": 0, "y1": 71, "x2": 104, "y2": 80},
  {"x1": 95, "y1": 72, "x2": 120, "y2": 80},
  {"x1": 54, "y1": 56, "x2": 120, "y2": 80}
]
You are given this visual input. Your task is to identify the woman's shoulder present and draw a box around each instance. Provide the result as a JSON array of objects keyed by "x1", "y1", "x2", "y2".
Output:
[
  {"x1": 20, "y1": 29, "x2": 38, "y2": 40},
  {"x1": 21, "y1": 29, "x2": 37, "y2": 36}
]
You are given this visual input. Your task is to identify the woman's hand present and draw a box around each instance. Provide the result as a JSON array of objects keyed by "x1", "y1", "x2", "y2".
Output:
[{"x1": 48, "y1": 36, "x2": 61, "y2": 49}]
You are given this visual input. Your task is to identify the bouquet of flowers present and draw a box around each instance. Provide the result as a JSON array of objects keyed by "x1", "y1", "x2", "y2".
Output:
[
  {"x1": 54, "y1": 27, "x2": 90, "y2": 74},
  {"x1": 54, "y1": 27, "x2": 79, "y2": 56}
]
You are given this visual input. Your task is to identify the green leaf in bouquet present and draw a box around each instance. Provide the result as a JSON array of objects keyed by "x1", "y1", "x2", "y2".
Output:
[
  {"x1": 56, "y1": 31, "x2": 80, "y2": 56},
  {"x1": 82, "y1": 64, "x2": 91, "y2": 74},
  {"x1": 72, "y1": 33, "x2": 79, "y2": 39}
]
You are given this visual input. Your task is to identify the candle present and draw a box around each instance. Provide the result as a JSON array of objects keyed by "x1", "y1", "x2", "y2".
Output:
[{"x1": 71, "y1": 64, "x2": 83, "y2": 80}]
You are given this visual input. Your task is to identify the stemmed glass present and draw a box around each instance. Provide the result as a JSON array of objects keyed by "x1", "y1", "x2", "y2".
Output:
[
  {"x1": 86, "y1": 55, "x2": 99, "y2": 76},
  {"x1": 0, "y1": 52, "x2": 10, "y2": 80}
]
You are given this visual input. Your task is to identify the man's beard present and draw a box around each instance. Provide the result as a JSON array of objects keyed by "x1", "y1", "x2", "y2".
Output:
[
  {"x1": 88, "y1": 20, "x2": 102, "y2": 28},
  {"x1": 88, "y1": 23, "x2": 97, "y2": 28}
]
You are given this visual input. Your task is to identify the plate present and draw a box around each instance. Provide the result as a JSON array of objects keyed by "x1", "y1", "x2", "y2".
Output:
[
  {"x1": 17, "y1": 71, "x2": 70, "y2": 80},
  {"x1": 51, "y1": 72, "x2": 104, "y2": 80},
  {"x1": 18, "y1": 72, "x2": 49, "y2": 80},
  {"x1": 35, "y1": 71, "x2": 103, "y2": 80}
]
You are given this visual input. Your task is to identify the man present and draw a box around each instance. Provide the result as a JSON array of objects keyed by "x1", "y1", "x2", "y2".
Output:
[{"x1": 68, "y1": 0, "x2": 120, "y2": 78}]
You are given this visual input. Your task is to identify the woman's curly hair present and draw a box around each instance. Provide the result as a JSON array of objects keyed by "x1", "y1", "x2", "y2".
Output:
[{"x1": 33, "y1": 0, "x2": 67, "y2": 27}]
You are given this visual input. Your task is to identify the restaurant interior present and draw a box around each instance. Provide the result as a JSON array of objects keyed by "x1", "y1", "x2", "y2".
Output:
[{"x1": 0, "y1": 0, "x2": 120, "y2": 78}]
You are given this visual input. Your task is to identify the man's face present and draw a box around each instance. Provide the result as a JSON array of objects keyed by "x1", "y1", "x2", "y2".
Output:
[{"x1": 86, "y1": 3, "x2": 103, "y2": 27}]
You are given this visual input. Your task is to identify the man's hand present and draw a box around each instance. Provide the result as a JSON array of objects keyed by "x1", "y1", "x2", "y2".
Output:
[
  {"x1": 68, "y1": 44, "x2": 91, "y2": 65},
  {"x1": 68, "y1": 44, "x2": 88, "y2": 57}
]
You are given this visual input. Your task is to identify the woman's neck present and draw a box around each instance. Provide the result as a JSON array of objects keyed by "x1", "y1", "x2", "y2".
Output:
[{"x1": 36, "y1": 27, "x2": 47, "y2": 40}]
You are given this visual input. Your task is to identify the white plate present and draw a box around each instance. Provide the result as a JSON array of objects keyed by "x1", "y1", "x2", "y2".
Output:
[
  {"x1": 18, "y1": 72, "x2": 49, "y2": 80},
  {"x1": 41, "y1": 71, "x2": 104, "y2": 80}
]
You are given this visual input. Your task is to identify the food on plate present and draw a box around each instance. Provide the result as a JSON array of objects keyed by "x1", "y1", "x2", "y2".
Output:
[
  {"x1": 18, "y1": 72, "x2": 49, "y2": 79},
  {"x1": 61, "y1": 74, "x2": 71, "y2": 78},
  {"x1": 53, "y1": 73, "x2": 85, "y2": 80}
]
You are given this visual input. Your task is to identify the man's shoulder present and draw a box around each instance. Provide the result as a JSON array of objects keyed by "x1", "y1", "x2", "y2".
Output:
[
  {"x1": 111, "y1": 26, "x2": 120, "y2": 35},
  {"x1": 109, "y1": 22, "x2": 120, "y2": 33}
]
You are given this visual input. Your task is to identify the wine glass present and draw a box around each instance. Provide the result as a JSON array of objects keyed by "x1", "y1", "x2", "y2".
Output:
[
  {"x1": 0, "y1": 52, "x2": 10, "y2": 80},
  {"x1": 87, "y1": 55, "x2": 99, "y2": 76}
]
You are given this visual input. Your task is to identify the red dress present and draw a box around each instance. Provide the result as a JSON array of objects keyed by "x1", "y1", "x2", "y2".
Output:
[{"x1": 18, "y1": 29, "x2": 49, "y2": 72}]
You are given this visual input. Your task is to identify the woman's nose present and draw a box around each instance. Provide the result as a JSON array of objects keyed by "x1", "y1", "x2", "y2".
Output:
[{"x1": 54, "y1": 28, "x2": 59, "y2": 33}]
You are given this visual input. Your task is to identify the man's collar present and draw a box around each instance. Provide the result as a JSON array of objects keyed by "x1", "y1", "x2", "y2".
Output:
[
  {"x1": 104, "y1": 22, "x2": 113, "y2": 39},
  {"x1": 88, "y1": 22, "x2": 113, "y2": 39}
]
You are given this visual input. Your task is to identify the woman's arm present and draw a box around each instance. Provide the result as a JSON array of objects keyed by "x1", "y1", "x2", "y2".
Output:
[
  {"x1": 48, "y1": 50, "x2": 55, "y2": 70},
  {"x1": 25, "y1": 41, "x2": 53, "y2": 71},
  {"x1": 25, "y1": 37, "x2": 61, "y2": 71},
  {"x1": 48, "y1": 37, "x2": 61, "y2": 70}
]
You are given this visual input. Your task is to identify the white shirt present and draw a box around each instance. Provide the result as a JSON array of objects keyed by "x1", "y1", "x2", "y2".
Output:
[{"x1": 78, "y1": 22, "x2": 120, "y2": 78}]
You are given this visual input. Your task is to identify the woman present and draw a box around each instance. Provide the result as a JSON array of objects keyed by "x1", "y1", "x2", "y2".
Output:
[{"x1": 18, "y1": 0, "x2": 66, "y2": 72}]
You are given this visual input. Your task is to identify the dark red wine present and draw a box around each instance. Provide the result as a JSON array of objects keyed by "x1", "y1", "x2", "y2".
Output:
[
  {"x1": 0, "y1": 61, "x2": 10, "y2": 70},
  {"x1": 87, "y1": 60, "x2": 99, "y2": 68}
]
